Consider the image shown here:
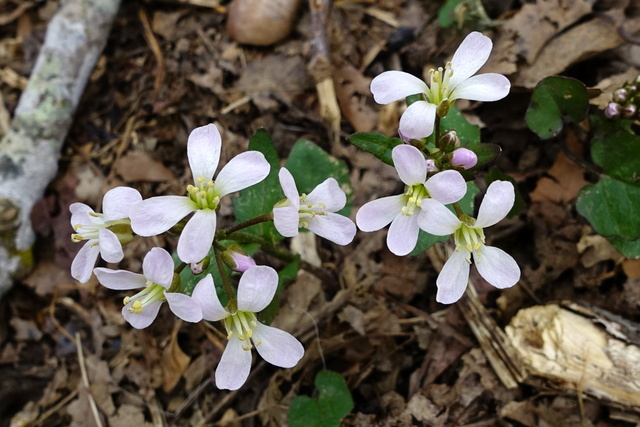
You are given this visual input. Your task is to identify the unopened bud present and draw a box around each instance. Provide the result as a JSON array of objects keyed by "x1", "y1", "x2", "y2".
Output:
[
  {"x1": 613, "y1": 88, "x2": 628, "y2": 103},
  {"x1": 439, "y1": 130, "x2": 460, "y2": 149},
  {"x1": 450, "y1": 148, "x2": 477, "y2": 169},
  {"x1": 221, "y1": 245, "x2": 256, "y2": 272},
  {"x1": 190, "y1": 257, "x2": 211, "y2": 275},
  {"x1": 604, "y1": 102, "x2": 621, "y2": 119},
  {"x1": 629, "y1": 85, "x2": 638, "y2": 93},
  {"x1": 622, "y1": 104, "x2": 637, "y2": 119},
  {"x1": 436, "y1": 100, "x2": 450, "y2": 118},
  {"x1": 426, "y1": 159, "x2": 438, "y2": 172}
]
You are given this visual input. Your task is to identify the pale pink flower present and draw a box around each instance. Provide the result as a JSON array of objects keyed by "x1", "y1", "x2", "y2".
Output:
[
  {"x1": 130, "y1": 124, "x2": 269, "y2": 263},
  {"x1": 70, "y1": 187, "x2": 142, "y2": 283},
  {"x1": 417, "y1": 180, "x2": 520, "y2": 304},
  {"x1": 370, "y1": 32, "x2": 510, "y2": 139},
  {"x1": 94, "y1": 247, "x2": 202, "y2": 329},
  {"x1": 356, "y1": 145, "x2": 467, "y2": 256},
  {"x1": 191, "y1": 266, "x2": 304, "y2": 390},
  {"x1": 451, "y1": 148, "x2": 478, "y2": 169},
  {"x1": 273, "y1": 168, "x2": 356, "y2": 245}
]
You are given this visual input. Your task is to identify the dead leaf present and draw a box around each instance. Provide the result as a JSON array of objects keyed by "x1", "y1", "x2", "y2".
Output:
[
  {"x1": 113, "y1": 151, "x2": 175, "y2": 182},
  {"x1": 161, "y1": 321, "x2": 191, "y2": 392},
  {"x1": 623, "y1": 259, "x2": 640, "y2": 279},
  {"x1": 530, "y1": 151, "x2": 588, "y2": 203}
]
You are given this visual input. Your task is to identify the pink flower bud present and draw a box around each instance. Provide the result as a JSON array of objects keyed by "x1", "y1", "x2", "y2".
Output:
[
  {"x1": 221, "y1": 247, "x2": 257, "y2": 273},
  {"x1": 451, "y1": 148, "x2": 477, "y2": 170},
  {"x1": 426, "y1": 159, "x2": 438, "y2": 172},
  {"x1": 604, "y1": 102, "x2": 621, "y2": 119}
]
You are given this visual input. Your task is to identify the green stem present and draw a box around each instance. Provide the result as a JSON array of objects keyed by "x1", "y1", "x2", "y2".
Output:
[
  {"x1": 216, "y1": 213, "x2": 274, "y2": 240},
  {"x1": 434, "y1": 115, "x2": 441, "y2": 148},
  {"x1": 453, "y1": 202, "x2": 464, "y2": 218},
  {"x1": 214, "y1": 245, "x2": 236, "y2": 305},
  {"x1": 174, "y1": 262, "x2": 187, "y2": 274}
]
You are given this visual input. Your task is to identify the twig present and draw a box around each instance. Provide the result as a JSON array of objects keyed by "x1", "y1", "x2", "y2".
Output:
[
  {"x1": 0, "y1": 0, "x2": 121, "y2": 298},
  {"x1": 76, "y1": 332, "x2": 104, "y2": 427}
]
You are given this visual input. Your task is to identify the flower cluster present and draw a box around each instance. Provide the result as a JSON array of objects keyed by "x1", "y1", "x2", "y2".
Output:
[{"x1": 604, "y1": 75, "x2": 640, "y2": 121}]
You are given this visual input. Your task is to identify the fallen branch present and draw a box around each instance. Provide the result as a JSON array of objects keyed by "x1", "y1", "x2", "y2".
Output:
[{"x1": 0, "y1": 0, "x2": 121, "y2": 297}]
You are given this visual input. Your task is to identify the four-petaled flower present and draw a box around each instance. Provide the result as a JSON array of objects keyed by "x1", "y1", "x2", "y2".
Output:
[
  {"x1": 94, "y1": 247, "x2": 202, "y2": 329},
  {"x1": 356, "y1": 145, "x2": 467, "y2": 256},
  {"x1": 70, "y1": 187, "x2": 142, "y2": 283},
  {"x1": 370, "y1": 31, "x2": 510, "y2": 140},
  {"x1": 130, "y1": 124, "x2": 270, "y2": 264},
  {"x1": 417, "y1": 180, "x2": 520, "y2": 304},
  {"x1": 190, "y1": 266, "x2": 304, "y2": 390},
  {"x1": 273, "y1": 168, "x2": 356, "y2": 245}
]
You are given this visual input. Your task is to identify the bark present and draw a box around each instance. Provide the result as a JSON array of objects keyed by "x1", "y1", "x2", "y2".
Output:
[{"x1": 0, "y1": 0, "x2": 121, "y2": 297}]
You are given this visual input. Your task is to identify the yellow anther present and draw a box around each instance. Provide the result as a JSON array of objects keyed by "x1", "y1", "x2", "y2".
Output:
[
  {"x1": 131, "y1": 300, "x2": 143, "y2": 314},
  {"x1": 237, "y1": 333, "x2": 245, "y2": 340},
  {"x1": 250, "y1": 321, "x2": 257, "y2": 327},
  {"x1": 197, "y1": 176, "x2": 205, "y2": 183},
  {"x1": 123, "y1": 296, "x2": 130, "y2": 304},
  {"x1": 227, "y1": 331, "x2": 233, "y2": 339}
]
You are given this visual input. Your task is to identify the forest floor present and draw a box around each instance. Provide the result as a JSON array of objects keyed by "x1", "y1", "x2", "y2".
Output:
[{"x1": 1, "y1": 0, "x2": 640, "y2": 426}]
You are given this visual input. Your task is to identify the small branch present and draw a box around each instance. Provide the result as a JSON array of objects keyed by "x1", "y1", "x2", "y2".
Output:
[
  {"x1": 0, "y1": 0, "x2": 121, "y2": 297},
  {"x1": 216, "y1": 213, "x2": 274, "y2": 239}
]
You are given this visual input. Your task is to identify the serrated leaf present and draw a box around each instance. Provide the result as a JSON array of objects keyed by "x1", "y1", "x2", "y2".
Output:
[
  {"x1": 232, "y1": 129, "x2": 283, "y2": 243},
  {"x1": 348, "y1": 132, "x2": 402, "y2": 166},
  {"x1": 410, "y1": 182, "x2": 480, "y2": 255},
  {"x1": 526, "y1": 76, "x2": 588, "y2": 139},
  {"x1": 576, "y1": 177, "x2": 640, "y2": 241},
  {"x1": 288, "y1": 371, "x2": 353, "y2": 427},
  {"x1": 591, "y1": 129, "x2": 640, "y2": 187},
  {"x1": 285, "y1": 140, "x2": 353, "y2": 215}
]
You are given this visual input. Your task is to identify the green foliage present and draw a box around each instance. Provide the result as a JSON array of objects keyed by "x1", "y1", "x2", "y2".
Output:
[
  {"x1": 348, "y1": 133, "x2": 402, "y2": 166},
  {"x1": 438, "y1": 0, "x2": 466, "y2": 28},
  {"x1": 591, "y1": 128, "x2": 640, "y2": 187},
  {"x1": 428, "y1": 106, "x2": 481, "y2": 147},
  {"x1": 232, "y1": 130, "x2": 283, "y2": 243},
  {"x1": 288, "y1": 371, "x2": 354, "y2": 427},
  {"x1": 285, "y1": 139, "x2": 353, "y2": 215},
  {"x1": 526, "y1": 76, "x2": 589, "y2": 139},
  {"x1": 576, "y1": 177, "x2": 640, "y2": 253},
  {"x1": 464, "y1": 143, "x2": 502, "y2": 178},
  {"x1": 410, "y1": 182, "x2": 480, "y2": 255}
]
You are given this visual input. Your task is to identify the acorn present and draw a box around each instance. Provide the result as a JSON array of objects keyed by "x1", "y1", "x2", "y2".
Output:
[{"x1": 227, "y1": 0, "x2": 302, "y2": 46}]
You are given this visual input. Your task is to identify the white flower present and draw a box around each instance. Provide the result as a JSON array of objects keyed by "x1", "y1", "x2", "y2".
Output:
[
  {"x1": 70, "y1": 186, "x2": 142, "y2": 283},
  {"x1": 191, "y1": 266, "x2": 304, "y2": 390},
  {"x1": 356, "y1": 145, "x2": 467, "y2": 256},
  {"x1": 94, "y1": 247, "x2": 202, "y2": 329},
  {"x1": 417, "y1": 180, "x2": 520, "y2": 304},
  {"x1": 370, "y1": 31, "x2": 510, "y2": 139},
  {"x1": 273, "y1": 168, "x2": 356, "y2": 245},
  {"x1": 129, "y1": 124, "x2": 270, "y2": 263}
]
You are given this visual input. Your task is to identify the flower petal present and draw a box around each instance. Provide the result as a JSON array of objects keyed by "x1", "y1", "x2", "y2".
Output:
[
  {"x1": 215, "y1": 151, "x2": 270, "y2": 197},
  {"x1": 305, "y1": 178, "x2": 346, "y2": 212},
  {"x1": 122, "y1": 300, "x2": 162, "y2": 329},
  {"x1": 94, "y1": 268, "x2": 147, "y2": 290},
  {"x1": 177, "y1": 209, "x2": 217, "y2": 263},
  {"x1": 142, "y1": 247, "x2": 175, "y2": 288},
  {"x1": 187, "y1": 123, "x2": 221, "y2": 181},
  {"x1": 370, "y1": 70, "x2": 429, "y2": 104},
  {"x1": 102, "y1": 186, "x2": 142, "y2": 222},
  {"x1": 98, "y1": 228, "x2": 124, "y2": 263},
  {"x1": 417, "y1": 199, "x2": 462, "y2": 235},
  {"x1": 474, "y1": 245, "x2": 520, "y2": 289},
  {"x1": 392, "y1": 145, "x2": 427, "y2": 186},
  {"x1": 387, "y1": 213, "x2": 419, "y2": 256},
  {"x1": 71, "y1": 242, "x2": 100, "y2": 283},
  {"x1": 192, "y1": 274, "x2": 228, "y2": 321},
  {"x1": 451, "y1": 73, "x2": 510, "y2": 102},
  {"x1": 253, "y1": 323, "x2": 304, "y2": 368},
  {"x1": 165, "y1": 292, "x2": 203, "y2": 323},
  {"x1": 436, "y1": 250, "x2": 470, "y2": 304},
  {"x1": 215, "y1": 338, "x2": 252, "y2": 390},
  {"x1": 273, "y1": 206, "x2": 300, "y2": 238},
  {"x1": 237, "y1": 266, "x2": 278, "y2": 312},
  {"x1": 307, "y1": 213, "x2": 356, "y2": 245},
  {"x1": 449, "y1": 31, "x2": 493, "y2": 88},
  {"x1": 356, "y1": 195, "x2": 405, "y2": 232},
  {"x1": 70, "y1": 203, "x2": 98, "y2": 227},
  {"x1": 130, "y1": 196, "x2": 196, "y2": 236},
  {"x1": 474, "y1": 180, "x2": 515, "y2": 228},
  {"x1": 424, "y1": 170, "x2": 467, "y2": 204},
  {"x1": 399, "y1": 100, "x2": 437, "y2": 140},
  {"x1": 278, "y1": 168, "x2": 300, "y2": 208}
]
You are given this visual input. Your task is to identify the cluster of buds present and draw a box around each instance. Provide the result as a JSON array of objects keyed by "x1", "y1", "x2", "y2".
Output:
[{"x1": 604, "y1": 75, "x2": 640, "y2": 121}]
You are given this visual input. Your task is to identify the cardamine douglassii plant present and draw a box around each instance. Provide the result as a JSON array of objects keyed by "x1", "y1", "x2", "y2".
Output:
[{"x1": 70, "y1": 31, "x2": 520, "y2": 390}]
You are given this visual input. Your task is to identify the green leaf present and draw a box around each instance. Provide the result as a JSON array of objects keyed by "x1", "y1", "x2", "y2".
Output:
[
  {"x1": 591, "y1": 129, "x2": 640, "y2": 187},
  {"x1": 463, "y1": 143, "x2": 501, "y2": 178},
  {"x1": 438, "y1": 0, "x2": 465, "y2": 28},
  {"x1": 607, "y1": 236, "x2": 640, "y2": 259},
  {"x1": 525, "y1": 76, "x2": 589, "y2": 139},
  {"x1": 288, "y1": 371, "x2": 354, "y2": 427},
  {"x1": 260, "y1": 257, "x2": 299, "y2": 324},
  {"x1": 232, "y1": 129, "x2": 283, "y2": 243},
  {"x1": 427, "y1": 106, "x2": 481, "y2": 148},
  {"x1": 285, "y1": 140, "x2": 353, "y2": 215},
  {"x1": 485, "y1": 167, "x2": 524, "y2": 217},
  {"x1": 410, "y1": 182, "x2": 480, "y2": 255},
  {"x1": 576, "y1": 177, "x2": 640, "y2": 241},
  {"x1": 348, "y1": 133, "x2": 402, "y2": 166}
]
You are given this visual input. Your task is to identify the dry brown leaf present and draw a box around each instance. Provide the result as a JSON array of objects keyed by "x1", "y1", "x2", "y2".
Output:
[
  {"x1": 23, "y1": 261, "x2": 73, "y2": 296},
  {"x1": 334, "y1": 63, "x2": 378, "y2": 133},
  {"x1": 577, "y1": 234, "x2": 624, "y2": 268},
  {"x1": 622, "y1": 259, "x2": 640, "y2": 279},
  {"x1": 161, "y1": 322, "x2": 191, "y2": 392},
  {"x1": 530, "y1": 151, "x2": 588, "y2": 203},
  {"x1": 113, "y1": 151, "x2": 175, "y2": 183}
]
